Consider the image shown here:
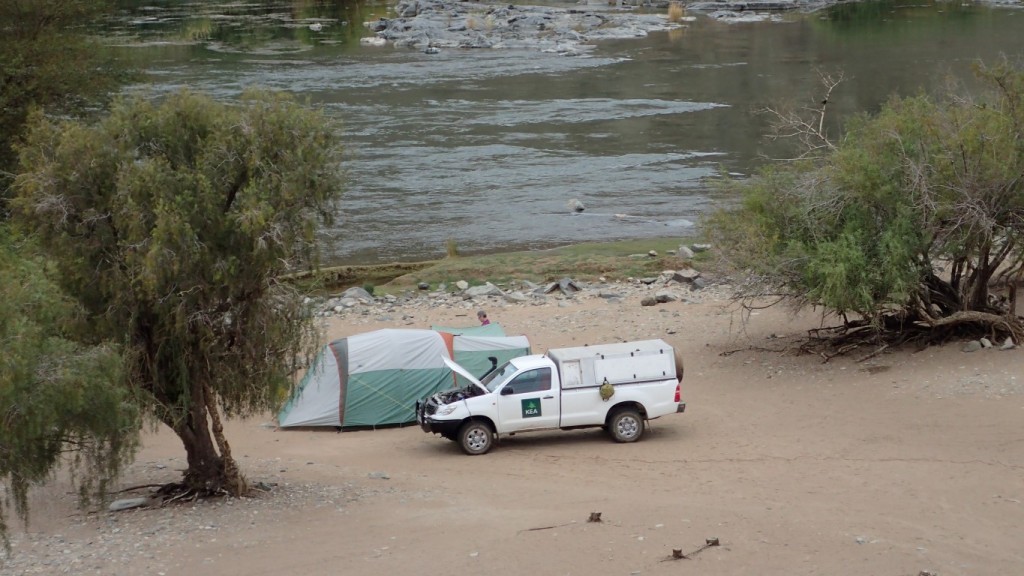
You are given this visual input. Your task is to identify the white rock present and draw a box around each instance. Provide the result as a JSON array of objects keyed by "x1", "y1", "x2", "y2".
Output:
[
  {"x1": 671, "y1": 269, "x2": 701, "y2": 283},
  {"x1": 962, "y1": 340, "x2": 983, "y2": 353},
  {"x1": 341, "y1": 286, "x2": 373, "y2": 300},
  {"x1": 654, "y1": 291, "x2": 678, "y2": 303},
  {"x1": 109, "y1": 498, "x2": 151, "y2": 512},
  {"x1": 503, "y1": 292, "x2": 530, "y2": 303},
  {"x1": 465, "y1": 282, "x2": 504, "y2": 297}
]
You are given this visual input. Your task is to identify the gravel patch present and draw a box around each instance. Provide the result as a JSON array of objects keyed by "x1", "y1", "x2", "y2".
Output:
[{"x1": 0, "y1": 459, "x2": 388, "y2": 575}]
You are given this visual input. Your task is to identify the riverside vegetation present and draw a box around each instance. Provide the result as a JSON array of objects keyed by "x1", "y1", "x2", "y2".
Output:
[{"x1": 708, "y1": 59, "x2": 1024, "y2": 351}]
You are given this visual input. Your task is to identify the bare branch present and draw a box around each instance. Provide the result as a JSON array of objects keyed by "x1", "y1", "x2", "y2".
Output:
[{"x1": 759, "y1": 69, "x2": 847, "y2": 161}]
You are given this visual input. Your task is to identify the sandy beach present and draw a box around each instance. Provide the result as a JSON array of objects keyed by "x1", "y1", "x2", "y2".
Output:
[{"x1": 3, "y1": 288, "x2": 1023, "y2": 576}]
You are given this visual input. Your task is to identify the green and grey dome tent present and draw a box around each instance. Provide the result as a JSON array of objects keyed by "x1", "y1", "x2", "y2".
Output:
[
  {"x1": 278, "y1": 328, "x2": 531, "y2": 429},
  {"x1": 278, "y1": 329, "x2": 453, "y2": 428}
]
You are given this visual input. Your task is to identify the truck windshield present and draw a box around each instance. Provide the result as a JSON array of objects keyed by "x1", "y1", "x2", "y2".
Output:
[{"x1": 479, "y1": 361, "x2": 516, "y2": 393}]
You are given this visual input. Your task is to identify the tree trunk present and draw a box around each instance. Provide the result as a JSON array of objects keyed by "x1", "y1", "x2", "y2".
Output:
[
  {"x1": 203, "y1": 381, "x2": 247, "y2": 496},
  {"x1": 155, "y1": 377, "x2": 247, "y2": 496},
  {"x1": 143, "y1": 331, "x2": 247, "y2": 495},
  {"x1": 178, "y1": 377, "x2": 225, "y2": 491},
  {"x1": 968, "y1": 265, "x2": 997, "y2": 312},
  {"x1": 168, "y1": 378, "x2": 237, "y2": 494}
]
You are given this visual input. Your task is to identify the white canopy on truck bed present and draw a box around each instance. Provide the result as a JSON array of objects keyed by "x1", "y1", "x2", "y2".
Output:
[{"x1": 547, "y1": 339, "x2": 677, "y2": 389}]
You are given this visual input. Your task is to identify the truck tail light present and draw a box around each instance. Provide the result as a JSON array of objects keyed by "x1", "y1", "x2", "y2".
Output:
[{"x1": 674, "y1": 384, "x2": 681, "y2": 403}]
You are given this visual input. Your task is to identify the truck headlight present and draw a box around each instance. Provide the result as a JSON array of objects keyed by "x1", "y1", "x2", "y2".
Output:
[{"x1": 437, "y1": 404, "x2": 458, "y2": 416}]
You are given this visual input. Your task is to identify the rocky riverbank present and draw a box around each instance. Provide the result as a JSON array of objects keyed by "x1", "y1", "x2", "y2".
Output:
[
  {"x1": 311, "y1": 241, "x2": 726, "y2": 322},
  {"x1": 314, "y1": 267, "x2": 729, "y2": 322},
  {"x1": 363, "y1": 0, "x2": 687, "y2": 54},
  {"x1": 360, "y1": 0, "x2": 851, "y2": 55},
  {"x1": 361, "y1": 0, "x2": 1022, "y2": 54}
]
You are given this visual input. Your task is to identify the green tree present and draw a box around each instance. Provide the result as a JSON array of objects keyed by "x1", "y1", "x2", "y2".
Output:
[
  {"x1": 0, "y1": 0, "x2": 129, "y2": 203},
  {"x1": 12, "y1": 90, "x2": 344, "y2": 497},
  {"x1": 0, "y1": 227, "x2": 138, "y2": 550},
  {"x1": 708, "y1": 60, "x2": 1024, "y2": 347}
]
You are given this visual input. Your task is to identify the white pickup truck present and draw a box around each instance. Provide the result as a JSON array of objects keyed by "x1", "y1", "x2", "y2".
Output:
[{"x1": 416, "y1": 339, "x2": 685, "y2": 455}]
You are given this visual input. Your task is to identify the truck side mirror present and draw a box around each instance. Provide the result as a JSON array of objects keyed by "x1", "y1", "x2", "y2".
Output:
[{"x1": 500, "y1": 386, "x2": 514, "y2": 396}]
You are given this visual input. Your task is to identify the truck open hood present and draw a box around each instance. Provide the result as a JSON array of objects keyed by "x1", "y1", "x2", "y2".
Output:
[{"x1": 442, "y1": 357, "x2": 489, "y2": 394}]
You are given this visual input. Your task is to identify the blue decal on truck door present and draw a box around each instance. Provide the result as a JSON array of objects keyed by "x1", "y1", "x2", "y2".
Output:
[{"x1": 521, "y1": 398, "x2": 541, "y2": 418}]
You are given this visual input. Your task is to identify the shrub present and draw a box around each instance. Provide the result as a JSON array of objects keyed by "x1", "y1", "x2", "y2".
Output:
[{"x1": 667, "y1": 2, "x2": 685, "y2": 23}]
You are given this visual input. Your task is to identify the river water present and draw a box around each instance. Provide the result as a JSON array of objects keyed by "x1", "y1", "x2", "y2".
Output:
[{"x1": 107, "y1": 0, "x2": 1024, "y2": 264}]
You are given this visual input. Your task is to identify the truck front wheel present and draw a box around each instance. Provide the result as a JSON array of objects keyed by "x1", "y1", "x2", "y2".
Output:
[
  {"x1": 608, "y1": 408, "x2": 645, "y2": 443},
  {"x1": 458, "y1": 421, "x2": 494, "y2": 455}
]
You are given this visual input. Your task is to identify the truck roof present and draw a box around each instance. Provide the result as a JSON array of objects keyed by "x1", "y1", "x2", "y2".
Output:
[{"x1": 507, "y1": 354, "x2": 552, "y2": 371}]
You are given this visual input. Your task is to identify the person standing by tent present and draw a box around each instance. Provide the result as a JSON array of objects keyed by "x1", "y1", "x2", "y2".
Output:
[{"x1": 477, "y1": 310, "x2": 491, "y2": 325}]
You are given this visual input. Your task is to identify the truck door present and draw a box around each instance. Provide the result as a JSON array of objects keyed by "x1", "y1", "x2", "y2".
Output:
[{"x1": 495, "y1": 367, "x2": 560, "y2": 432}]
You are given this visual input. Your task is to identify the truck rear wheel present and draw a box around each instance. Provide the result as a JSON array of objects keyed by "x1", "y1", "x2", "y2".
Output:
[
  {"x1": 608, "y1": 408, "x2": 644, "y2": 443},
  {"x1": 458, "y1": 421, "x2": 494, "y2": 455}
]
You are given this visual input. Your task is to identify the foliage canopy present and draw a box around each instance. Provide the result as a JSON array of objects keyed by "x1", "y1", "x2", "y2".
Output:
[
  {"x1": 13, "y1": 89, "x2": 344, "y2": 499},
  {"x1": 708, "y1": 60, "x2": 1024, "y2": 346},
  {"x1": 0, "y1": 228, "x2": 138, "y2": 550}
]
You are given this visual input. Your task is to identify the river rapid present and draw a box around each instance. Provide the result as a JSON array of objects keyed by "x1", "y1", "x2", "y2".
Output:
[{"x1": 108, "y1": 0, "x2": 1024, "y2": 264}]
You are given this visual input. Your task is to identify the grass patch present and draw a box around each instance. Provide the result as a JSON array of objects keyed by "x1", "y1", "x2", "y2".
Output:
[
  {"x1": 383, "y1": 237, "x2": 694, "y2": 293},
  {"x1": 282, "y1": 261, "x2": 437, "y2": 294},
  {"x1": 284, "y1": 238, "x2": 702, "y2": 295}
]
